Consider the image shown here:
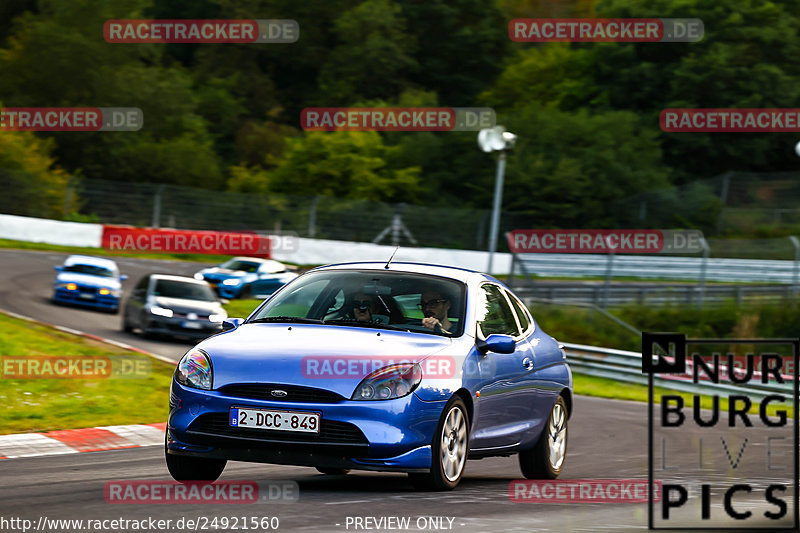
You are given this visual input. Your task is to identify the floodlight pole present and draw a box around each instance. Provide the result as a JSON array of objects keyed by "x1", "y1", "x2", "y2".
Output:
[{"x1": 487, "y1": 152, "x2": 507, "y2": 274}]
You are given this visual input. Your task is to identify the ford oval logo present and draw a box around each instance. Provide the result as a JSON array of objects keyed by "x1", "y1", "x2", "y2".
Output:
[{"x1": 270, "y1": 390, "x2": 288, "y2": 398}]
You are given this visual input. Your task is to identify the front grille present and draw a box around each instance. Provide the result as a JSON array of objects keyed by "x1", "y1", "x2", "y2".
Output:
[
  {"x1": 187, "y1": 413, "x2": 367, "y2": 445},
  {"x1": 219, "y1": 384, "x2": 345, "y2": 403},
  {"x1": 77, "y1": 286, "x2": 96, "y2": 294}
]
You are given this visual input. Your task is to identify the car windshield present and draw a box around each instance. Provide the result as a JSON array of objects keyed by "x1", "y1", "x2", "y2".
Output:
[
  {"x1": 249, "y1": 270, "x2": 465, "y2": 336},
  {"x1": 153, "y1": 279, "x2": 217, "y2": 301},
  {"x1": 220, "y1": 260, "x2": 260, "y2": 273},
  {"x1": 63, "y1": 264, "x2": 115, "y2": 278}
]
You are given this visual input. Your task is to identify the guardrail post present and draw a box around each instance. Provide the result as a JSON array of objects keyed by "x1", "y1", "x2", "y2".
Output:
[
  {"x1": 601, "y1": 247, "x2": 614, "y2": 309},
  {"x1": 307, "y1": 195, "x2": 319, "y2": 238},
  {"x1": 697, "y1": 237, "x2": 709, "y2": 309},
  {"x1": 151, "y1": 184, "x2": 165, "y2": 228},
  {"x1": 790, "y1": 236, "x2": 799, "y2": 298}
]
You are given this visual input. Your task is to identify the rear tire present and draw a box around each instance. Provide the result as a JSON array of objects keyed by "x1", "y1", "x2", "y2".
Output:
[
  {"x1": 122, "y1": 313, "x2": 133, "y2": 333},
  {"x1": 239, "y1": 285, "x2": 253, "y2": 299},
  {"x1": 409, "y1": 396, "x2": 469, "y2": 491},
  {"x1": 165, "y1": 447, "x2": 226, "y2": 482},
  {"x1": 519, "y1": 395, "x2": 568, "y2": 479},
  {"x1": 316, "y1": 467, "x2": 350, "y2": 475}
]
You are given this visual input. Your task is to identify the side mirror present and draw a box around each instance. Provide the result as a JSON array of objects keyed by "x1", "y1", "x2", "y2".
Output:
[
  {"x1": 222, "y1": 318, "x2": 243, "y2": 331},
  {"x1": 477, "y1": 334, "x2": 515, "y2": 354},
  {"x1": 54, "y1": 266, "x2": 63, "y2": 272},
  {"x1": 119, "y1": 274, "x2": 128, "y2": 281},
  {"x1": 219, "y1": 298, "x2": 230, "y2": 305}
]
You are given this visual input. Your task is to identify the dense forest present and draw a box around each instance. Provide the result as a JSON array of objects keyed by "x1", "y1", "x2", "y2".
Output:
[{"x1": 2, "y1": 0, "x2": 800, "y2": 230}]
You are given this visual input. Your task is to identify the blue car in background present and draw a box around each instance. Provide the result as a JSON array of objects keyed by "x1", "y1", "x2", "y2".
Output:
[
  {"x1": 53, "y1": 255, "x2": 127, "y2": 313},
  {"x1": 166, "y1": 262, "x2": 572, "y2": 490},
  {"x1": 194, "y1": 257, "x2": 298, "y2": 299}
]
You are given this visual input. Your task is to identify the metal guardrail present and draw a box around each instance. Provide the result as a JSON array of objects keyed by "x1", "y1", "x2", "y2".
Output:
[
  {"x1": 517, "y1": 283, "x2": 793, "y2": 306},
  {"x1": 563, "y1": 342, "x2": 792, "y2": 400},
  {"x1": 511, "y1": 254, "x2": 800, "y2": 284}
]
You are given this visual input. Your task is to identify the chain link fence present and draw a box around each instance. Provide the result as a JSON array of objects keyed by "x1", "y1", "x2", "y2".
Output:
[{"x1": 4, "y1": 172, "x2": 800, "y2": 253}]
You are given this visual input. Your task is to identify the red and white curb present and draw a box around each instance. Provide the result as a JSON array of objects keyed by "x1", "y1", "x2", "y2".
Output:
[
  {"x1": 0, "y1": 423, "x2": 166, "y2": 459},
  {"x1": 0, "y1": 309, "x2": 174, "y2": 460}
]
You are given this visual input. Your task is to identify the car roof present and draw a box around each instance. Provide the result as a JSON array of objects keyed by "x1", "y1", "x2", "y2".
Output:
[
  {"x1": 150, "y1": 274, "x2": 208, "y2": 285},
  {"x1": 228, "y1": 256, "x2": 274, "y2": 264},
  {"x1": 308, "y1": 262, "x2": 482, "y2": 283},
  {"x1": 64, "y1": 255, "x2": 118, "y2": 270}
]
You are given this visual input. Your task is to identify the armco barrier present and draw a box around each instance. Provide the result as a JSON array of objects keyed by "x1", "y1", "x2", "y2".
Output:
[
  {"x1": 564, "y1": 342, "x2": 793, "y2": 400},
  {"x1": 0, "y1": 213, "x2": 103, "y2": 247}
]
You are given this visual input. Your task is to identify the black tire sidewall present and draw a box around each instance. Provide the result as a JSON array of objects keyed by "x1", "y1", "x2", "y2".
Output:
[{"x1": 430, "y1": 396, "x2": 470, "y2": 490}]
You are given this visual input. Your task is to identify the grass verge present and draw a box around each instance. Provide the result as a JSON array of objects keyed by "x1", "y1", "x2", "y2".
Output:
[
  {"x1": 573, "y1": 372, "x2": 791, "y2": 418},
  {"x1": 0, "y1": 312, "x2": 175, "y2": 434}
]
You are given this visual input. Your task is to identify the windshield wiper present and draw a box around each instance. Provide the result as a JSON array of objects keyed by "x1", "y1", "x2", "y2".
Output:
[
  {"x1": 248, "y1": 316, "x2": 323, "y2": 325},
  {"x1": 324, "y1": 319, "x2": 408, "y2": 332}
]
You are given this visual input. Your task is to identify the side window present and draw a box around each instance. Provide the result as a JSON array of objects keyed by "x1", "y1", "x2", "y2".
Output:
[
  {"x1": 135, "y1": 276, "x2": 149, "y2": 294},
  {"x1": 476, "y1": 284, "x2": 520, "y2": 337},
  {"x1": 506, "y1": 291, "x2": 531, "y2": 333}
]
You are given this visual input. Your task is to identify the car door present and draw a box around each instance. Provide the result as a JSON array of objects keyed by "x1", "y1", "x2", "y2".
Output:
[
  {"x1": 127, "y1": 276, "x2": 150, "y2": 328},
  {"x1": 504, "y1": 289, "x2": 557, "y2": 440},
  {"x1": 469, "y1": 283, "x2": 531, "y2": 451}
]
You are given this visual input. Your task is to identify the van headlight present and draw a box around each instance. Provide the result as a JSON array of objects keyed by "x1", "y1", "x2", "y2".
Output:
[
  {"x1": 175, "y1": 349, "x2": 213, "y2": 390},
  {"x1": 150, "y1": 306, "x2": 173, "y2": 318},
  {"x1": 351, "y1": 363, "x2": 422, "y2": 400}
]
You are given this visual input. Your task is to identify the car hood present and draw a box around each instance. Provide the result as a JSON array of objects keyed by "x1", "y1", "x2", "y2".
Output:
[
  {"x1": 197, "y1": 323, "x2": 453, "y2": 396},
  {"x1": 56, "y1": 272, "x2": 121, "y2": 290},
  {"x1": 153, "y1": 296, "x2": 223, "y2": 314}
]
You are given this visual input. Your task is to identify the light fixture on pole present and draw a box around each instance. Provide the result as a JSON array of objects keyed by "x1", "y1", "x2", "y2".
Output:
[{"x1": 478, "y1": 126, "x2": 517, "y2": 274}]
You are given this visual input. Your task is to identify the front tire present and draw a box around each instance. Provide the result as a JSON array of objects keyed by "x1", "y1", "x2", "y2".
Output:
[
  {"x1": 519, "y1": 395, "x2": 568, "y2": 479},
  {"x1": 409, "y1": 396, "x2": 469, "y2": 491},
  {"x1": 165, "y1": 447, "x2": 227, "y2": 482}
]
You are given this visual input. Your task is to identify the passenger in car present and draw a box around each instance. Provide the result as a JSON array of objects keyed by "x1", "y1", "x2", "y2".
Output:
[{"x1": 351, "y1": 293, "x2": 376, "y2": 322}]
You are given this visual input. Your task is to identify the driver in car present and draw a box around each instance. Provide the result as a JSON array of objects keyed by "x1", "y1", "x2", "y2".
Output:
[{"x1": 419, "y1": 289, "x2": 455, "y2": 334}]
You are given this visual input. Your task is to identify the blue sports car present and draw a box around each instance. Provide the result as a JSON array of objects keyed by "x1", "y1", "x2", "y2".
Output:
[
  {"x1": 53, "y1": 255, "x2": 127, "y2": 313},
  {"x1": 193, "y1": 257, "x2": 299, "y2": 299},
  {"x1": 166, "y1": 262, "x2": 572, "y2": 490}
]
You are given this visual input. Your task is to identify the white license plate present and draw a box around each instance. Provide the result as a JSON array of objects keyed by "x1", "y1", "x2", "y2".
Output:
[
  {"x1": 230, "y1": 407, "x2": 320, "y2": 434},
  {"x1": 79, "y1": 293, "x2": 95, "y2": 299},
  {"x1": 181, "y1": 321, "x2": 202, "y2": 329}
]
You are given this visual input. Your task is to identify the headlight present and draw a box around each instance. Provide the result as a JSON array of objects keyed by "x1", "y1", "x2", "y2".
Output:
[
  {"x1": 150, "y1": 306, "x2": 173, "y2": 318},
  {"x1": 351, "y1": 363, "x2": 422, "y2": 401},
  {"x1": 208, "y1": 312, "x2": 227, "y2": 323},
  {"x1": 99, "y1": 288, "x2": 120, "y2": 296},
  {"x1": 175, "y1": 349, "x2": 212, "y2": 390},
  {"x1": 193, "y1": 273, "x2": 205, "y2": 280},
  {"x1": 222, "y1": 278, "x2": 241, "y2": 286},
  {"x1": 65, "y1": 283, "x2": 77, "y2": 291}
]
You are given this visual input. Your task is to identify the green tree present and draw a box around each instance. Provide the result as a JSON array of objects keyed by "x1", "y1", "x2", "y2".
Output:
[{"x1": 234, "y1": 131, "x2": 422, "y2": 203}]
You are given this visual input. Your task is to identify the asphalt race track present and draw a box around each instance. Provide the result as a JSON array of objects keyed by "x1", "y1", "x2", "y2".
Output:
[{"x1": 0, "y1": 249, "x2": 789, "y2": 532}]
